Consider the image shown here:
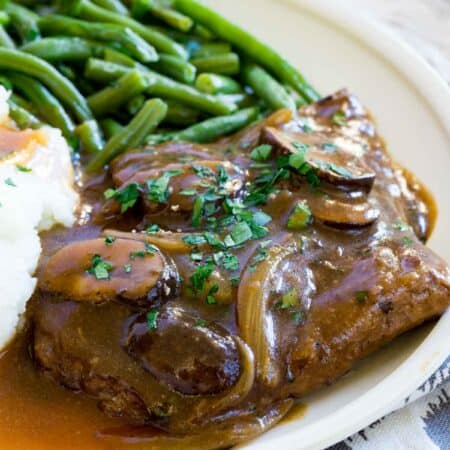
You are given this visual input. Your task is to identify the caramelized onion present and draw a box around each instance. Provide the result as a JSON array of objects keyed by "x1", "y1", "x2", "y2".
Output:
[
  {"x1": 188, "y1": 337, "x2": 255, "y2": 423},
  {"x1": 98, "y1": 399, "x2": 293, "y2": 450},
  {"x1": 237, "y1": 244, "x2": 297, "y2": 387}
]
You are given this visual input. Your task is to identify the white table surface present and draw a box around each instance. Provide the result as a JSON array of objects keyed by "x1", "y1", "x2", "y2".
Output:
[{"x1": 342, "y1": 0, "x2": 450, "y2": 83}]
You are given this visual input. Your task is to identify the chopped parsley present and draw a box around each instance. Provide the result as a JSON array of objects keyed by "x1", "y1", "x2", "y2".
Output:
[
  {"x1": 146, "y1": 224, "x2": 161, "y2": 234},
  {"x1": 292, "y1": 311, "x2": 305, "y2": 325},
  {"x1": 332, "y1": 110, "x2": 347, "y2": 127},
  {"x1": 4, "y1": 177, "x2": 16, "y2": 187},
  {"x1": 206, "y1": 284, "x2": 219, "y2": 305},
  {"x1": 104, "y1": 183, "x2": 140, "y2": 213},
  {"x1": 190, "y1": 262, "x2": 215, "y2": 293},
  {"x1": 249, "y1": 240, "x2": 272, "y2": 272},
  {"x1": 146, "y1": 170, "x2": 183, "y2": 204},
  {"x1": 16, "y1": 165, "x2": 32, "y2": 173},
  {"x1": 322, "y1": 143, "x2": 337, "y2": 152},
  {"x1": 190, "y1": 251, "x2": 203, "y2": 262},
  {"x1": 250, "y1": 144, "x2": 272, "y2": 162},
  {"x1": 401, "y1": 236, "x2": 414, "y2": 246},
  {"x1": 229, "y1": 221, "x2": 253, "y2": 246},
  {"x1": 230, "y1": 275, "x2": 240, "y2": 287},
  {"x1": 279, "y1": 288, "x2": 300, "y2": 309},
  {"x1": 180, "y1": 188, "x2": 197, "y2": 196},
  {"x1": 123, "y1": 263, "x2": 132, "y2": 273},
  {"x1": 191, "y1": 164, "x2": 215, "y2": 179},
  {"x1": 87, "y1": 254, "x2": 113, "y2": 280},
  {"x1": 222, "y1": 253, "x2": 240, "y2": 271},
  {"x1": 393, "y1": 221, "x2": 412, "y2": 232},
  {"x1": 183, "y1": 234, "x2": 207, "y2": 246},
  {"x1": 315, "y1": 161, "x2": 352, "y2": 178},
  {"x1": 195, "y1": 319, "x2": 207, "y2": 328},
  {"x1": 287, "y1": 202, "x2": 312, "y2": 230},
  {"x1": 147, "y1": 310, "x2": 159, "y2": 331},
  {"x1": 355, "y1": 291, "x2": 369, "y2": 304},
  {"x1": 104, "y1": 236, "x2": 116, "y2": 246}
]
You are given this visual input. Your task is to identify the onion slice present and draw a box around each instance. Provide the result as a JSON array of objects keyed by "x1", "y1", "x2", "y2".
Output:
[{"x1": 237, "y1": 243, "x2": 297, "y2": 387}]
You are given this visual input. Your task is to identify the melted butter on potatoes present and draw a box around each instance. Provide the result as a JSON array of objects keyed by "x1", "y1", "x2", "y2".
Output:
[{"x1": 0, "y1": 86, "x2": 79, "y2": 350}]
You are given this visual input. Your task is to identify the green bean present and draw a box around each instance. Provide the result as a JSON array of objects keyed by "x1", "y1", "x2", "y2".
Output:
[
  {"x1": 71, "y1": 0, "x2": 188, "y2": 58},
  {"x1": 10, "y1": 93, "x2": 34, "y2": 111},
  {"x1": 56, "y1": 64, "x2": 77, "y2": 81},
  {"x1": 21, "y1": 37, "x2": 102, "y2": 62},
  {"x1": 126, "y1": 94, "x2": 146, "y2": 116},
  {"x1": 88, "y1": 69, "x2": 149, "y2": 116},
  {"x1": 101, "y1": 118, "x2": 124, "y2": 139},
  {"x1": 92, "y1": 0, "x2": 129, "y2": 15},
  {"x1": 0, "y1": 48, "x2": 92, "y2": 122},
  {"x1": 103, "y1": 47, "x2": 136, "y2": 66},
  {"x1": 192, "y1": 24, "x2": 215, "y2": 41},
  {"x1": 148, "y1": 53, "x2": 196, "y2": 84},
  {"x1": 283, "y1": 83, "x2": 307, "y2": 108},
  {"x1": 39, "y1": 14, "x2": 157, "y2": 63},
  {"x1": 195, "y1": 73, "x2": 241, "y2": 95},
  {"x1": 191, "y1": 53, "x2": 240, "y2": 76},
  {"x1": 75, "y1": 119, "x2": 104, "y2": 153},
  {"x1": 164, "y1": 100, "x2": 198, "y2": 126},
  {"x1": 5, "y1": 3, "x2": 40, "y2": 43},
  {"x1": 8, "y1": 72, "x2": 75, "y2": 136},
  {"x1": 175, "y1": 0, "x2": 320, "y2": 102},
  {"x1": 8, "y1": 98, "x2": 44, "y2": 129},
  {"x1": 132, "y1": 0, "x2": 193, "y2": 32},
  {"x1": 152, "y1": 106, "x2": 259, "y2": 143},
  {"x1": 0, "y1": 27, "x2": 15, "y2": 49},
  {"x1": 217, "y1": 93, "x2": 257, "y2": 109},
  {"x1": 87, "y1": 98, "x2": 168, "y2": 172},
  {"x1": 242, "y1": 62, "x2": 295, "y2": 112},
  {"x1": 84, "y1": 58, "x2": 236, "y2": 116},
  {"x1": 0, "y1": 12, "x2": 9, "y2": 26},
  {"x1": 191, "y1": 42, "x2": 231, "y2": 58}
]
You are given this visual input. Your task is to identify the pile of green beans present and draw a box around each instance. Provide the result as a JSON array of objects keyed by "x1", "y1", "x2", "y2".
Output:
[{"x1": 0, "y1": 0, "x2": 319, "y2": 171}]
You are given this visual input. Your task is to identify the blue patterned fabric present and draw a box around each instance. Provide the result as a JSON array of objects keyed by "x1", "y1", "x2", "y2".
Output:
[{"x1": 328, "y1": 357, "x2": 450, "y2": 450}]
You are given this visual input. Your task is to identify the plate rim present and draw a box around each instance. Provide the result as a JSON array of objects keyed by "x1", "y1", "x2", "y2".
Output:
[{"x1": 235, "y1": 0, "x2": 450, "y2": 448}]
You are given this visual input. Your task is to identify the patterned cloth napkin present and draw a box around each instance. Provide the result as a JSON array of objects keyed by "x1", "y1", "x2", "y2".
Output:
[
  {"x1": 329, "y1": 3, "x2": 450, "y2": 449},
  {"x1": 328, "y1": 357, "x2": 450, "y2": 449}
]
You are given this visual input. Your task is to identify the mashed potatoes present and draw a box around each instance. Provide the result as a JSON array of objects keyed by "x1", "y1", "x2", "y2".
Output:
[{"x1": 0, "y1": 86, "x2": 78, "y2": 349}]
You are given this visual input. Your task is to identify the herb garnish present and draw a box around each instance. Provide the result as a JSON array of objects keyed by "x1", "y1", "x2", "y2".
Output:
[
  {"x1": 124, "y1": 263, "x2": 132, "y2": 273},
  {"x1": 279, "y1": 288, "x2": 300, "y2": 309},
  {"x1": 146, "y1": 170, "x2": 183, "y2": 204},
  {"x1": 287, "y1": 202, "x2": 312, "y2": 230},
  {"x1": 4, "y1": 177, "x2": 16, "y2": 187},
  {"x1": 104, "y1": 183, "x2": 140, "y2": 213},
  {"x1": 250, "y1": 144, "x2": 272, "y2": 162},
  {"x1": 355, "y1": 291, "x2": 369, "y2": 304},
  {"x1": 105, "y1": 236, "x2": 116, "y2": 246},
  {"x1": 87, "y1": 254, "x2": 113, "y2": 280},
  {"x1": 401, "y1": 236, "x2": 414, "y2": 246},
  {"x1": 206, "y1": 284, "x2": 219, "y2": 305},
  {"x1": 146, "y1": 224, "x2": 161, "y2": 234},
  {"x1": 190, "y1": 262, "x2": 215, "y2": 293},
  {"x1": 332, "y1": 110, "x2": 347, "y2": 127},
  {"x1": 147, "y1": 310, "x2": 159, "y2": 331},
  {"x1": 16, "y1": 165, "x2": 32, "y2": 173}
]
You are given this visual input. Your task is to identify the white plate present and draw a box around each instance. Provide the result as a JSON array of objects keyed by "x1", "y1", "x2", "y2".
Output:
[{"x1": 206, "y1": 0, "x2": 450, "y2": 448}]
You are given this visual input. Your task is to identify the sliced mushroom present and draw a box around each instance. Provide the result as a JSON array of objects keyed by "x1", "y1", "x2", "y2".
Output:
[
  {"x1": 39, "y1": 238, "x2": 179, "y2": 307},
  {"x1": 310, "y1": 196, "x2": 380, "y2": 227},
  {"x1": 261, "y1": 126, "x2": 376, "y2": 190},
  {"x1": 237, "y1": 242, "x2": 315, "y2": 388},
  {"x1": 123, "y1": 306, "x2": 241, "y2": 396}
]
